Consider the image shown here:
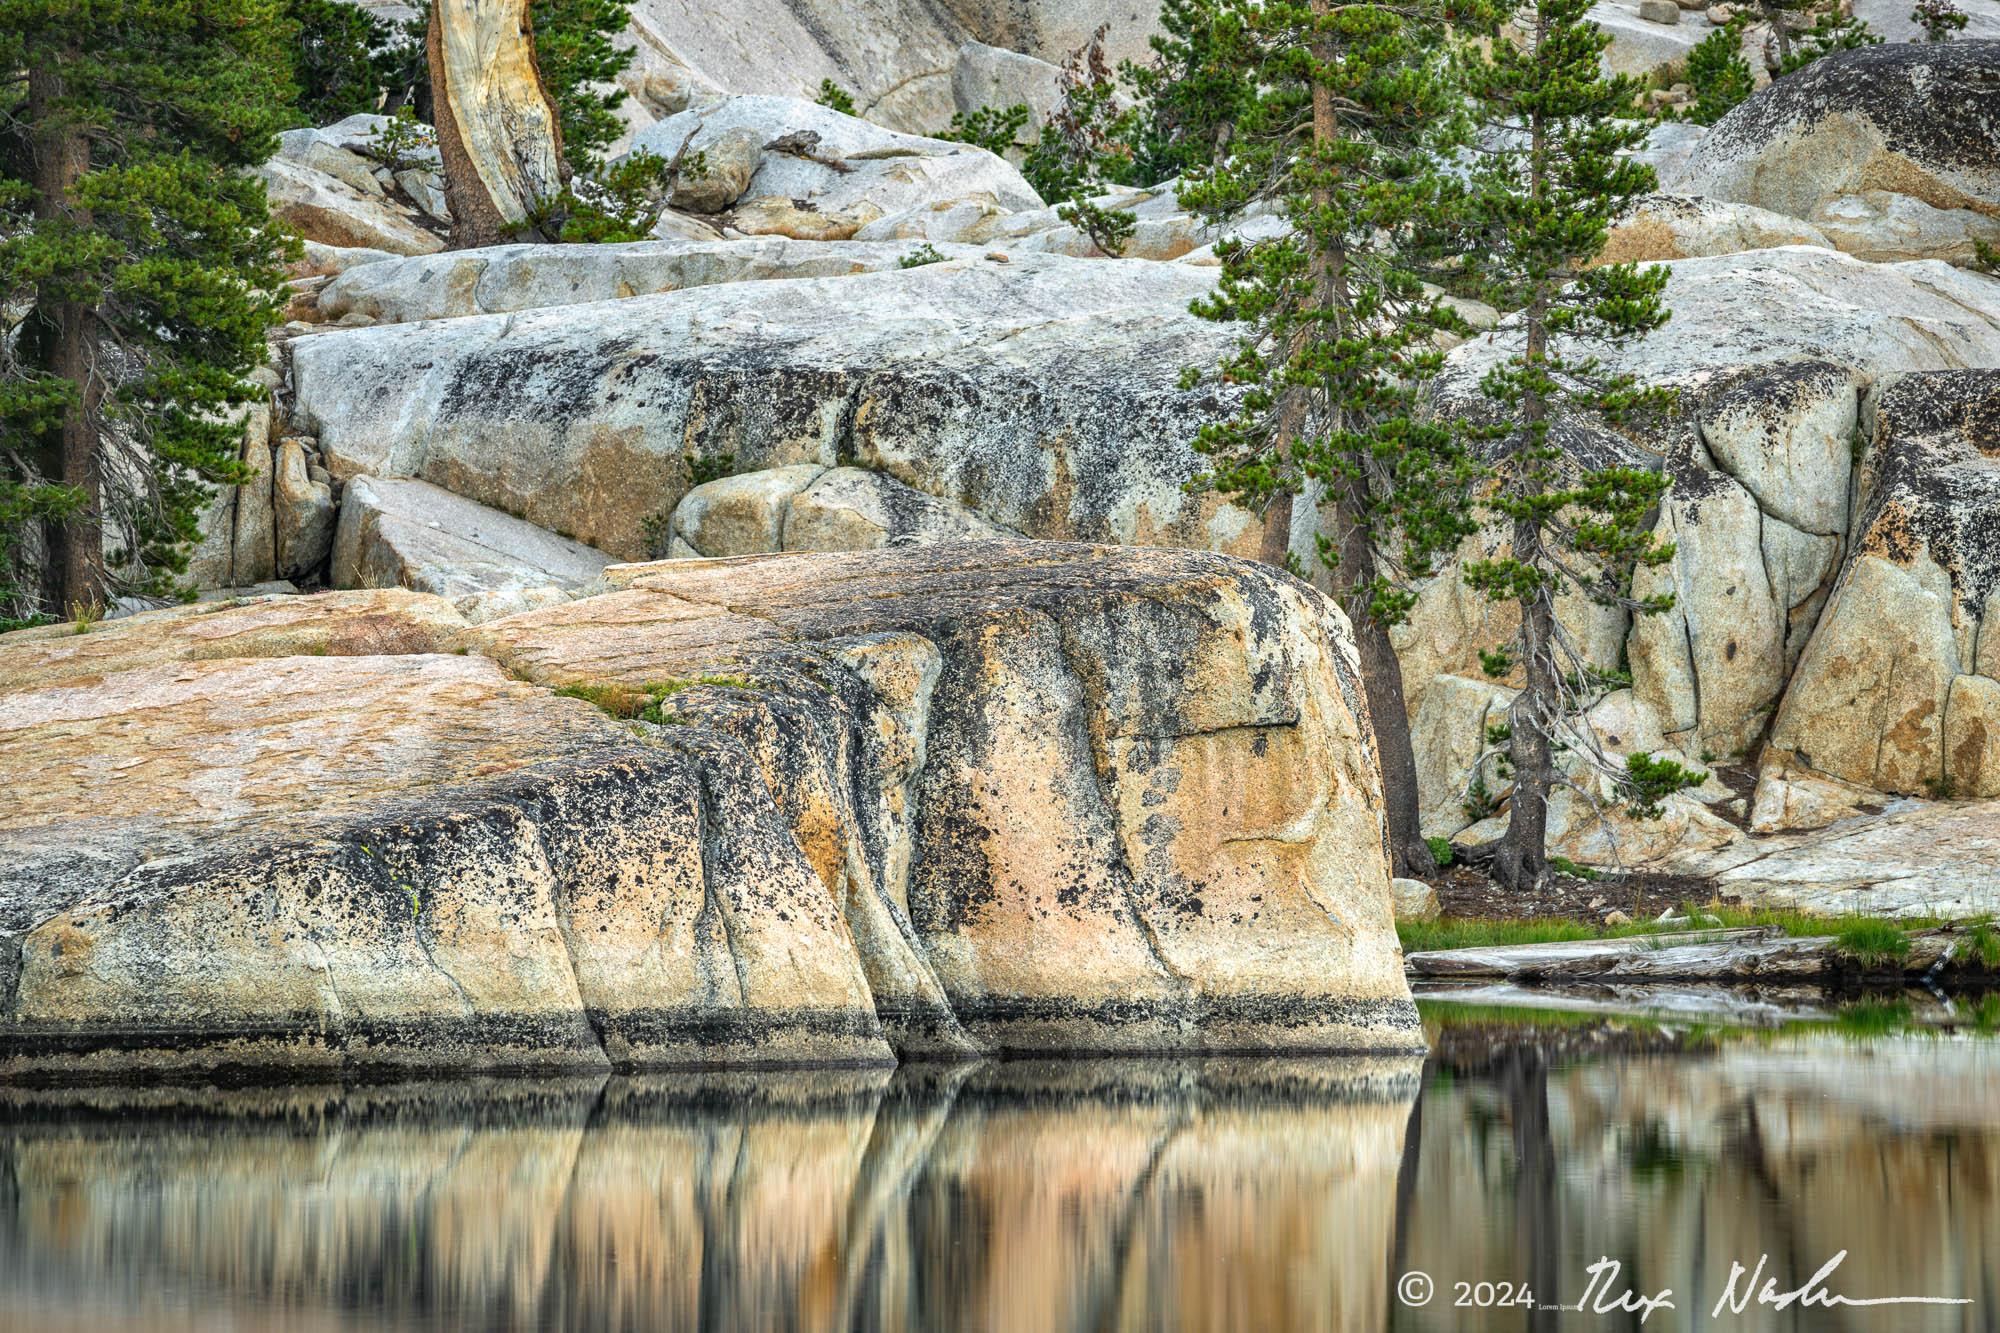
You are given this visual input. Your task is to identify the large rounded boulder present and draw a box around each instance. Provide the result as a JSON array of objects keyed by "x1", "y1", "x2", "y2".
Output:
[{"x1": 1677, "y1": 41, "x2": 2000, "y2": 264}]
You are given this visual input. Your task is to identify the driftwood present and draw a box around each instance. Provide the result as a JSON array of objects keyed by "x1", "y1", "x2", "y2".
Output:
[
  {"x1": 1412, "y1": 980, "x2": 1843, "y2": 1027},
  {"x1": 1406, "y1": 927, "x2": 1963, "y2": 984},
  {"x1": 428, "y1": 0, "x2": 567, "y2": 247}
]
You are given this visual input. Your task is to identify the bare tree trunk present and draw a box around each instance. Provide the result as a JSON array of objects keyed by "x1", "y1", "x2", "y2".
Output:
[
  {"x1": 428, "y1": 0, "x2": 567, "y2": 248},
  {"x1": 26, "y1": 65, "x2": 102, "y2": 614},
  {"x1": 1307, "y1": 0, "x2": 1436, "y2": 881}
]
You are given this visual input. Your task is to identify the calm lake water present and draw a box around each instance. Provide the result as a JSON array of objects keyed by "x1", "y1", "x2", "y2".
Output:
[{"x1": 2, "y1": 1004, "x2": 1996, "y2": 1332}]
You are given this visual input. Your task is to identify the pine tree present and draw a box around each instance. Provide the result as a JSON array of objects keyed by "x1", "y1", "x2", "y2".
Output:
[
  {"x1": 1748, "y1": 0, "x2": 1879, "y2": 75},
  {"x1": 1681, "y1": 20, "x2": 1754, "y2": 126},
  {"x1": 289, "y1": 0, "x2": 393, "y2": 123},
  {"x1": 1459, "y1": 0, "x2": 1703, "y2": 891},
  {"x1": 1912, "y1": 0, "x2": 1969, "y2": 41},
  {"x1": 1, "y1": 0, "x2": 298, "y2": 620},
  {"x1": 1183, "y1": 0, "x2": 1483, "y2": 878},
  {"x1": 532, "y1": 0, "x2": 639, "y2": 172},
  {"x1": 1123, "y1": 0, "x2": 1258, "y2": 184}
]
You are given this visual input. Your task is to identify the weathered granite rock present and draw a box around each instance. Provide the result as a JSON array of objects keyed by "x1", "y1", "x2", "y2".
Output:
[
  {"x1": 1945, "y1": 673, "x2": 2000, "y2": 799},
  {"x1": 1423, "y1": 251, "x2": 2000, "y2": 753},
  {"x1": 1595, "y1": 194, "x2": 1831, "y2": 265},
  {"x1": 0, "y1": 542, "x2": 1421, "y2": 1076},
  {"x1": 726, "y1": 194, "x2": 877, "y2": 241},
  {"x1": 850, "y1": 196, "x2": 1017, "y2": 245},
  {"x1": 273, "y1": 128, "x2": 385, "y2": 197},
  {"x1": 316, "y1": 236, "x2": 982, "y2": 324},
  {"x1": 1700, "y1": 797, "x2": 2000, "y2": 917},
  {"x1": 1628, "y1": 363, "x2": 1860, "y2": 756},
  {"x1": 785, "y1": 467, "x2": 1017, "y2": 550},
  {"x1": 952, "y1": 41, "x2": 1063, "y2": 124},
  {"x1": 1458, "y1": 779, "x2": 1744, "y2": 871},
  {"x1": 666, "y1": 125, "x2": 761, "y2": 213},
  {"x1": 627, "y1": 96, "x2": 1043, "y2": 239},
  {"x1": 1628, "y1": 121, "x2": 1708, "y2": 192},
  {"x1": 1677, "y1": 42, "x2": 2000, "y2": 264},
  {"x1": 1393, "y1": 525, "x2": 1632, "y2": 721},
  {"x1": 1390, "y1": 878, "x2": 1440, "y2": 923},
  {"x1": 186, "y1": 472, "x2": 237, "y2": 590},
  {"x1": 0, "y1": 588, "x2": 466, "y2": 693},
  {"x1": 1441, "y1": 247, "x2": 2000, "y2": 392},
  {"x1": 255, "y1": 155, "x2": 444, "y2": 256},
  {"x1": 1758, "y1": 371, "x2": 2000, "y2": 814},
  {"x1": 622, "y1": 1, "x2": 973, "y2": 134},
  {"x1": 273, "y1": 437, "x2": 337, "y2": 580},
  {"x1": 291, "y1": 255, "x2": 1271, "y2": 563},
  {"x1": 615, "y1": 1, "x2": 1165, "y2": 138},
  {"x1": 1851, "y1": 0, "x2": 2000, "y2": 41},
  {"x1": 669, "y1": 464, "x2": 1016, "y2": 557},
  {"x1": 1411, "y1": 675, "x2": 1515, "y2": 840},
  {"x1": 331, "y1": 475, "x2": 619, "y2": 622},
  {"x1": 1589, "y1": 0, "x2": 1724, "y2": 78},
  {"x1": 230, "y1": 403, "x2": 278, "y2": 586},
  {"x1": 289, "y1": 239, "x2": 402, "y2": 281},
  {"x1": 666, "y1": 465, "x2": 827, "y2": 558}
]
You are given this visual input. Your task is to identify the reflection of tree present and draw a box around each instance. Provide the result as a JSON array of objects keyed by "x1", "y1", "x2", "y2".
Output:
[
  {"x1": 1497, "y1": 1044, "x2": 1561, "y2": 1333},
  {"x1": 1389, "y1": 1075, "x2": 1424, "y2": 1287}
]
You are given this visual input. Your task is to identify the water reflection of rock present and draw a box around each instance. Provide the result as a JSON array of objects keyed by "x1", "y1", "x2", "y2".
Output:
[
  {"x1": 1399, "y1": 1033, "x2": 2000, "y2": 1333},
  {"x1": 0, "y1": 1058, "x2": 1422, "y2": 1333}
]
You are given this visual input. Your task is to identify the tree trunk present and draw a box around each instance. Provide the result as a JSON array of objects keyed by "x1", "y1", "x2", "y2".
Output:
[
  {"x1": 26, "y1": 66, "x2": 102, "y2": 615},
  {"x1": 1495, "y1": 77, "x2": 1555, "y2": 895},
  {"x1": 1305, "y1": 0, "x2": 1437, "y2": 881},
  {"x1": 1495, "y1": 524, "x2": 1555, "y2": 893},
  {"x1": 1357, "y1": 591, "x2": 1438, "y2": 879},
  {"x1": 428, "y1": 0, "x2": 567, "y2": 248}
]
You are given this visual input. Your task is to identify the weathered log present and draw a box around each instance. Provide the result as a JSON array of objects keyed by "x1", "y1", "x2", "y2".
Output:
[{"x1": 427, "y1": 0, "x2": 566, "y2": 247}]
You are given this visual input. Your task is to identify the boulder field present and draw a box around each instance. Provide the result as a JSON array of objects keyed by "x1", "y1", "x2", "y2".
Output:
[
  {"x1": 0, "y1": 543, "x2": 1420, "y2": 1078},
  {"x1": 183, "y1": 40, "x2": 2000, "y2": 908}
]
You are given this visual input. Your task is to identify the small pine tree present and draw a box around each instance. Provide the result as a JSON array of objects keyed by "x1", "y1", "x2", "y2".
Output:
[
  {"x1": 1750, "y1": 0, "x2": 1880, "y2": 76},
  {"x1": 533, "y1": 0, "x2": 640, "y2": 172},
  {"x1": 1015, "y1": 25, "x2": 1145, "y2": 254},
  {"x1": 1682, "y1": 21, "x2": 1755, "y2": 125},
  {"x1": 816, "y1": 80, "x2": 858, "y2": 115},
  {"x1": 1911, "y1": 0, "x2": 1969, "y2": 40},
  {"x1": 1020, "y1": 24, "x2": 1146, "y2": 200},
  {"x1": 938, "y1": 103, "x2": 1032, "y2": 157},
  {"x1": 1, "y1": 0, "x2": 299, "y2": 619},
  {"x1": 289, "y1": 0, "x2": 391, "y2": 123},
  {"x1": 1182, "y1": 0, "x2": 1484, "y2": 878},
  {"x1": 1460, "y1": 0, "x2": 1703, "y2": 891},
  {"x1": 1121, "y1": 0, "x2": 1258, "y2": 183}
]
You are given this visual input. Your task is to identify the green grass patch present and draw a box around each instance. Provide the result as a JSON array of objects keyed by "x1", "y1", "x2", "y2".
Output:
[
  {"x1": 1417, "y1": 999, "x2": 1631, "y2": 1032},
  {"x1": 1399, "y1": 904, "x2": 1958, "y2": 960},
  {"x1": 1832, "y1": 918, "x2": 1912, "y2": 967},
  {"x1": 1398, "y1": 917, "x2": 1660, "y2": 954},
  {"x1": 554, "y1": 675, "x2": 753, "y2": 724},
  {"x1": 1832, "y1": 997, "x2": 1914, "y2": 1038}
]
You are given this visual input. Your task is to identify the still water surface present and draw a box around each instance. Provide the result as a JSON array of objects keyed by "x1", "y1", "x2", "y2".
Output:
[{"x1": 2, "y1": 1005, "x2": 1996, "y2": 1332}]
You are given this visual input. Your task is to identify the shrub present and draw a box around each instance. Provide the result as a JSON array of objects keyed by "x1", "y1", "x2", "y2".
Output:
[{"x1": 1682, "y1": 24, "x2": 1754, "y2": 126}]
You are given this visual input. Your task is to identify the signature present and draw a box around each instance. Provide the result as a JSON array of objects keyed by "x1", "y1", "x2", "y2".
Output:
[{"x1": 1574, "y1": 1252, "x2": 1974, "y2": 1323}]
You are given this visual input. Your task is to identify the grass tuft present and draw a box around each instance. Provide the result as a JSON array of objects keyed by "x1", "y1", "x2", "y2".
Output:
[
  {"x1": 1832, "y1": 918, "x2": 1911, "y2": 968},
  {"x1": 554, "y1": 675, "x2": 754, "y2": 724},
  {"x1": 1399, "y1": 904, "x2": 1949, "y2": 962}
]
